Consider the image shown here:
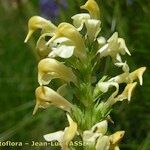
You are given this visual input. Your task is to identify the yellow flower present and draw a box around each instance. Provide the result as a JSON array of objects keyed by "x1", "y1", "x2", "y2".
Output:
[
  {"x1": 71, "y1": 13, "x2": 91, "y2": 31},
  {"x1": 116, "y1": 82, "x2": 137, "y2": 102},
  {"x1": 95, "y1": 130, "x2": 125, "y2": 150},
  {"x1": 36, "y1": 34, "x2": 51, "y2": 58},
  {"x1": 83, "y1": 120, "x2": 108, "y2": 146},
  {"x1": 95, "y1": 136, "x2": 110, "y2": 150},
  {"x1": 71, "y1": 13, "x2": 101, "y2": 41},
  {"x1": 98, "y1": 32, "x2": 131, "y2": 62},
  {"x1": 33, "y1": 86, "x2": 73, "y2": 115},
  {"x1": 46, "y1": 22, "x2": 86, "y2": 60},
  {"x1": 110, "y1": 67, "x2": 146, "y2": 85},
  {"x1": 24, "y1": 16, "x2": 57, "y2": 43},
  {"x1": 38, "y1": 58, "x2": 77, "y2": 85},
  {"x1": 85, "y1": 19, "x2": 101, "y2": 41},
  {"x1": 80, "y1": 0, "x2": 100, "y2": 19},
  {"x1": 104, "y1": 82, "x2": 137, "y2": 107},
  {"x1": 91, "y1": 120, "x2": 108, "y2": 134},
  {"x1": 129, "y1": 67, "x2": 146, "y2": 85},
  {"x1": 109, "y1": 131, "x2": 125, "y2": 150},
  {"x1": 44, "y1": 114, "x2": 77, "y2": 150},
  {"x1": 48, "y1": 37, "x2": 75, "y2": 58}
]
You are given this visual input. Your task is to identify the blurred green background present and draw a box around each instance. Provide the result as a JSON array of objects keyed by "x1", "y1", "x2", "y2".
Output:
[{"x1": 0, "y1": 0, "x2": 149, "y2": 149}]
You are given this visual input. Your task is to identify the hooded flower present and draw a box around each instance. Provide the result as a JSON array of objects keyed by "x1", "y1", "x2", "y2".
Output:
[
  {"x1": 83, "y1": 121, "x2": 124, "y2": 150},
  {"x1": 36, "y1": 34, "x2": 75, "y2": 58},
  {"x1": 38, "y1": 58, "x2": 77, "y2": 85},
  {"x1": 44, "y1": 114, "x2": 77, "y2": 150},
  {"x1": 104, "y1": 82, "x2": 137, "y2": 108},
  {"x1": 109, "y1": 131, "x2": 125, "y2": 150},
  {"x1": 97, "y1": 32, "x2": 131, "y2": 62},
  {"x1": 72, "y1": 0, "x2": 101, "y2": 41},
  {"x1": 71, "y1": 13, "x2": 91, "y2": 31},
  {"x1": 46, "y1": 22, "x2": 86, "y2": 60},
  {"x1": 83, "y1": 120, "x2": 108, "y2": 146},
  {"x1": 95, "y1": 135, "x2": 110, "y2": 150},
  {"x1": 33, "y1": 86, "x2": 73, "y2": 115},
  {"x1": 129, "y1": 67, "x2": 146, "y2": 85},
  {"x1": 72, "y1": 13, "x2": 101, "y2": 41},
  {"x1": 109, "y1": 67, "x2": 146, "y2": 85},
  {"x1": 36, "y1": 34, "x2": 51, "y2": 57},
  {"x1": 94, "y1": 80, "x2": 119, "y2": 102},
  {"x1": 116, "y1": 82, "x2": 137, "y2": 102},
  {"x1": 80, "y1": 0, "x2": 100, "y2": 19},
  {"x1": 95, "y1": 130, "x2": 125, "y2": 150},
  {"x1": 85, "y1": 19, "x2": 101, "y2": 41},
  {"x1": 24, "y1": 16, "x2": 57, "y2": 43}
]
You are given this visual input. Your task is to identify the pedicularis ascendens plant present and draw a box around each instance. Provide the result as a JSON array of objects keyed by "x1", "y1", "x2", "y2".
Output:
[{"x1": 24, "y1": 0, "x2": 146, "y2": 149}]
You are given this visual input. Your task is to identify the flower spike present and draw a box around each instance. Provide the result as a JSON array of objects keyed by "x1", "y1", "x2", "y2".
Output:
[{"x1": 24, "y1": 1, "x2": 146, "y2": 149}]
